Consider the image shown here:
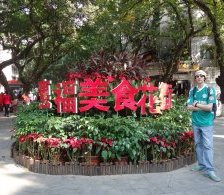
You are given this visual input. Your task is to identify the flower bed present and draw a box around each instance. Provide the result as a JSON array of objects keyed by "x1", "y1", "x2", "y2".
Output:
[
  {"x1": 11, "y1": 144, "x2": 196, "y2": 175},
  {"x1": 11, "y1": 96, "x2": 196, "y2": 175},
  {"x1": 13, "y1": 130, "x2": 194, "y2": 166}
]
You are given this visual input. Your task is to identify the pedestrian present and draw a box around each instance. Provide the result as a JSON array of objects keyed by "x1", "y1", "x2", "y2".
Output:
[
  {"x1": 187, "y1": 70, "x2": 221, "y2": 182},
  {"x1": 3, "y1": 90, "x2": 12, "y2": 117},
  {"x1": 0, "y1": 92, "x2": 3, "y2": 111},
  {"x1": 22, "y1": 92, "x2": 31, "y2": 105}
]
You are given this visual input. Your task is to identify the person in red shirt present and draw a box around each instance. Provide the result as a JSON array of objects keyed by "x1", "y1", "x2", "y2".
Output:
[
  {"x1": 3, "y1": 91, "x2": 12, "y2": 117},
  {"x1": 0, "y1": 92, "x2": 3, "y2": 111}
]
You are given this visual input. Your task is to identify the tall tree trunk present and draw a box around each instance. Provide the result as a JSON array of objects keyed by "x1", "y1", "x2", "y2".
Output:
[{"x1": 0, "y1": 70, "x2": 13, "y2": 97}]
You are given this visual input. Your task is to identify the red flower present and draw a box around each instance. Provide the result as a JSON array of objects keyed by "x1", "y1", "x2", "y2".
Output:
[
  {"x1": 46, "y1": 138, "x2": 62, "y2": 148},
  {"x1": 101, "y1": 137, "x2": 114, "y2": 146},
  {"x1": 27, "y1": 133, "x2": 42, "y2": 141},
  {"x1": 19, "y1": 135, "x2": 28, "y2": 143},
  {"x1": 80, "y1": 137, "x2": 94, "y2": 145},
  {"x1": 150, "y1": 137, "x2": 160, "y2": 144},
  {"x1": 161, "y1": 140, "x2": 169, "y2": 148},
  {"x1": 149, "y1": 136, "x2": 174, "y2": 148},
  {"x1": 107, "y1": 75, "x2": 115, "y2": 83},
  {"x1": 171, "y1": 141, "x2": 177, "y2": 148},
  {"x1": 64, "y1": 137, "x2": 82, "y2": 149},
  {"x1": 180, "y1": 131, "x2": 194, "y2": 140}
]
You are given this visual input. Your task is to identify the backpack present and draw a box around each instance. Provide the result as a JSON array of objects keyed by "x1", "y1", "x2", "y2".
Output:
[{"x1": 192, "y1": 87, "x2": 217, "y2": 119}]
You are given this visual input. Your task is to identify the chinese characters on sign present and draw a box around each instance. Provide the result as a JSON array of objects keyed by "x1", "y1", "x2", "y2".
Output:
[
  {"x1": 54, "y1": 80, "x2": 78, "y2": 113},
  {"x1": 79, "y1": 78, "x2": 110, "y2": 112},
  {"x1": 38, "y1": 80, "x2": 52, "y2": 109},
  {"x1": 38, "y1": 77, "x2": 173, "y2": 115}
]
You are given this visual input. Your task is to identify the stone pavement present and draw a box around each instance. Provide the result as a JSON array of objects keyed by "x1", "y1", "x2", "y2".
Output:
[{"x1": 0, "y1": 113, "x2": 224, "y2": 195}]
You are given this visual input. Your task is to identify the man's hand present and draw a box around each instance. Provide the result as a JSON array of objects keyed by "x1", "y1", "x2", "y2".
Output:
[{"x1": 187, "y1": 105, "x2": 200, "y2": 111}]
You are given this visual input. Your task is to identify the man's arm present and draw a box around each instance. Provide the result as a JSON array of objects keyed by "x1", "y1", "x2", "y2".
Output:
[
  {"x1": 187, "y1": 104, "x2": 201, "y2": 111},
  {"x1": 197, "y1": 87, "x2": 216, "y2": 112},
  {"x1": 191, "y1": 102, "x2": 213, "y2": 112},
  {"x1": 187, "y1": 88, "x2": 200, "y2": 111}
]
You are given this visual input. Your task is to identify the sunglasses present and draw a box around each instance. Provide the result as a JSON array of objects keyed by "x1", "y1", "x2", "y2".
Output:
[{"x1": 195, "y1": 74, "x2": 205, "y2": 78}]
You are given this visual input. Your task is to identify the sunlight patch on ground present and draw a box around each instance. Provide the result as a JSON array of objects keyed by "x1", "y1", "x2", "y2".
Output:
[
  {"x1": 0, "y1": 137, "x2": 11, "y2": 141},
  {"x1": 0, "y1": 164, "x2": 38, "y2": 194},
  {"x1": 214, "y1": 135, "x2": 224, "y2": 139}
]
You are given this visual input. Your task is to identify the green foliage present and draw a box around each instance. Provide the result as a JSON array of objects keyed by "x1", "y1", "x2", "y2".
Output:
[
  {"x1": 13, "y1": 96, "x2": 193, "y2": 164},
  {"x1": 13, "y1": 102, "x2": 54, "y2": 137},
  {"x1": 140, "y1": 96, "x2": 191, "y2": 139}
]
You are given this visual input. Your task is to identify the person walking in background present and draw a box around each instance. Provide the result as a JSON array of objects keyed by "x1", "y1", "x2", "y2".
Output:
[
  {"x1": 3, "y1": 90, "x2": 12, "y2": 117},
  {"x1": 187, "y1": 70, "x2": 221, "y2": 182},
  {"x1": 22, "y1": 92, "x2": 31, "y2": 105},
  {"x1": 0, "y1": 92, "x2": 3, "y2": 112}
]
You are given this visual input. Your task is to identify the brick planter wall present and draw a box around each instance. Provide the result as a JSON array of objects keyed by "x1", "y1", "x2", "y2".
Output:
[{"x1": 11, "y1": 144, "x2": 196, "y2": 176}]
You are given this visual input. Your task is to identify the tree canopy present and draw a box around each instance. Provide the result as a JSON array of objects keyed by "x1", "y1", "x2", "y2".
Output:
[{"x1": 0, "y1": 0, "x2": 224, "y2": 99}]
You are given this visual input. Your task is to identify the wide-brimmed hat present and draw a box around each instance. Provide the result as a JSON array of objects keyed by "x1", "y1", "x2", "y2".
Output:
[{"x1": 195, "y1": 70, "x2": 207, "y2": 77}]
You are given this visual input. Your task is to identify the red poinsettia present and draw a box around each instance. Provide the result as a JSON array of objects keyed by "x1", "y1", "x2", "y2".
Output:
[
  {"x1": 64, "y1": 137, "x2": 82, "y2": 149},
  {"x1": 149, "y1": 136, "x2": 160, "y2": 144},
  {"x1": 45, "y1": 138, "x2": 62, "y2": 148},
  {"x1": 180, "y1": 131, "x2": 194, "y2": 140},
  {"x1": 101, "y1": 137, "x2": 114, "y2": 147},
  {"x1": 19, "y1": 133, "x2": 43, "y2": 143},
  {"x1": 149, "y1": 136, "x2": 175, "y2": 148},
  {"x1": 80, "y1": 137, "x2": 94, "y2": 145},
  {"x1": 170, "y1": 141, "x2": 177, "y2": 148},
  {"x1": 19, "y1": 135, "x2": 28, "y2": 143},
  {"x1": 27, "y1": 133, "x2": 42, "y2": 141}
]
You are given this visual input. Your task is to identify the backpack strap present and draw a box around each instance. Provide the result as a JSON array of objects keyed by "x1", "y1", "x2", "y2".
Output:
[
  {"x1": 207, "y1": 87, "x2": 217, "y2": 119},
  {"x1": 207, "y1": 87, "x2": 214, "y2": 102},
  {"x1": 207, "y1": 87, "x2": 211, "y2": 97}
]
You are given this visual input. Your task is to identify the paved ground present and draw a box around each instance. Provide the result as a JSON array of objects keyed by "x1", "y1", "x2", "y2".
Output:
[{"x1": 0, "y1": 113, "x2": 224, "y2": 195}]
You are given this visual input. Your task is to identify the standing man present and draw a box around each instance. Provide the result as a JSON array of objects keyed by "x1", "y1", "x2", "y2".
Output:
[
  {"x1": 187, "y1": 70, "x2": 221, "y2": 182},
  {"x1": 3, "y1": 90, "x2": 12, "y2": 117}
]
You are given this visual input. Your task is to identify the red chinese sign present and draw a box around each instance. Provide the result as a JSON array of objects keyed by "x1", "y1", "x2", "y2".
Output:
[
  {"x1": 112, "y1": 79, "x2": 138, "y2": 112},
  {"x1": 137, "y1": 83, "x2": 159, "y2": 114},
  {"x1": 54, "y1": 80, "x2": 78, "y2": 113},
  {"x1": 38, "y1": 80, "x2": 52, "y2": 109},
  {"x1": 79, "y1": 78, "x2": 110, "y2": 112},
  {"x1": 38, "y1": 77, "x2": 173, "y2": 115}
]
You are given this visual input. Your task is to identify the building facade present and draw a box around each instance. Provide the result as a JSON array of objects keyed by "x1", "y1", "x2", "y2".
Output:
[{"x1": 0, "y1": 45, "x2": 21, "y2": 92}]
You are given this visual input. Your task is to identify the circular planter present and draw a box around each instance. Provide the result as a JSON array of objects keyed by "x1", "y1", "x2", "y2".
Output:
[{"x1": 11, "y1": 143, "x2": 196, "y2": 176}]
